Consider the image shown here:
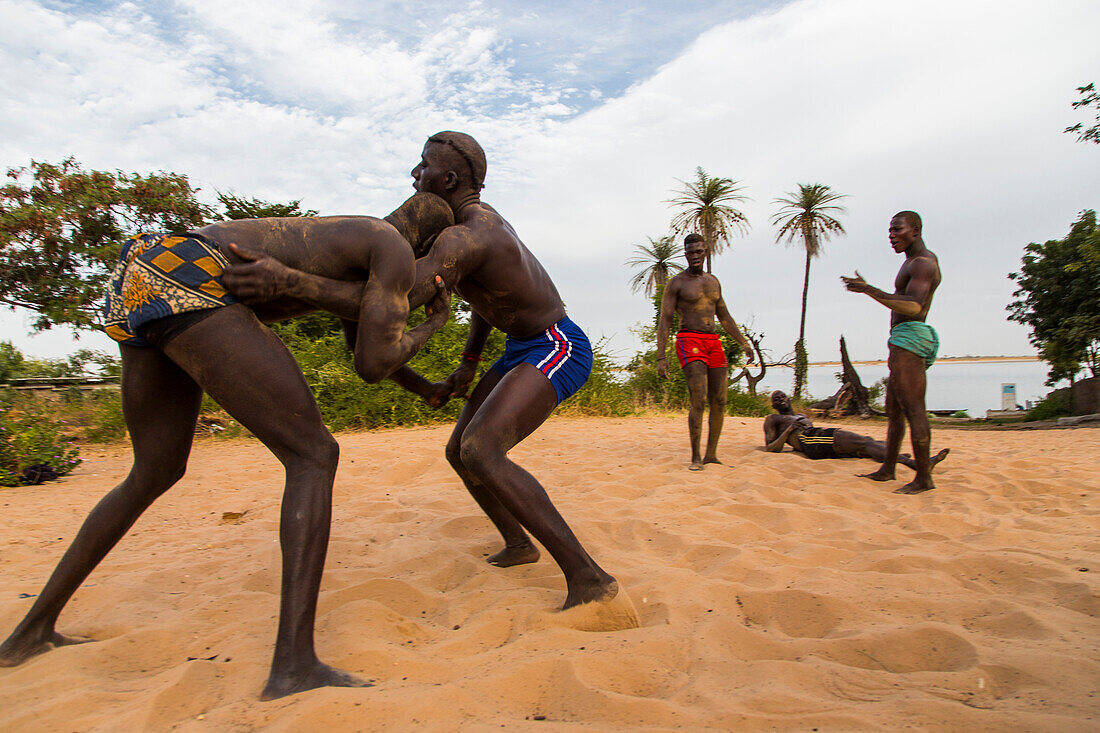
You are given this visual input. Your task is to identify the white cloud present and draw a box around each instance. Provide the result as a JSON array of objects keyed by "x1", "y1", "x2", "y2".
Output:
[{"x1": 2, "y1": 0, "x2": 1097, "y2": 382}]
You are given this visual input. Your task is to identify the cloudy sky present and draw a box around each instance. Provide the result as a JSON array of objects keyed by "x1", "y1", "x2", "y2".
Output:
[{"x1": 2, "y1": 0, "x2": 1098, "y2": 368}]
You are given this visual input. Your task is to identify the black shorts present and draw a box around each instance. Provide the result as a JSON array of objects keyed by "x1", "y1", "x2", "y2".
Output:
[
  {"x1": 796, "y1": 427, "x2": 838, "y2": 459},
  {"x1": 136, "y1": 307, "x2": 223, "y2": 349}
]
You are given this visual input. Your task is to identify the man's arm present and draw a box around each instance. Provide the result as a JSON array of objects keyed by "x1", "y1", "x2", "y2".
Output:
[
  {"x1": 407, "y1": 228, "x2": 484, "y2": 309},
  {"x1": 764, "y1": 417, "x2": 800, "y2": 452},
  {"x1": 655, "y1": 279, "x2": 679, "y2": 379},
  {"x1": 841, "y1": 260, "x2": 938, "y2": 318},
  {"x1": 353, "y1": 249, "x2": 450, "y2": 383},
  {"x1": 714, "y1": 290, "x2": 755, "y2": 365},
  {"x1": 223, "y1": 243, "x2": 365, "y2": 320}
]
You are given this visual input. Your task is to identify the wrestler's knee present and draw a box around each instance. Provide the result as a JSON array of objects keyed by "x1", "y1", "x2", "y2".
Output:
[
  {"x1": 280, "y1": 431, "x2": 340, "y2": 476},
  {"x1": 445, "y1": 436, "x2": 464, "y2": 471},
  {"x1": 458, "y1": 431, "x2": 501, "y2": 477}
]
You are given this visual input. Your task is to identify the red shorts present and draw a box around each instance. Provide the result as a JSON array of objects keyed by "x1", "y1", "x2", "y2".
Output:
[{"x1": 675, "y1": 330, "x2": 727, "y2": 369}]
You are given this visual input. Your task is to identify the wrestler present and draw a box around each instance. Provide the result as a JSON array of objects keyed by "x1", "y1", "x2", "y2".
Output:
[
  {"x1": 232, "y1": 132, "x2": 635, "y2": 623},
  {"x1": 0, "y1": 193, "x2": 454, "y2": 700},
  {"x1": 763, "y1": 390, "x2": 948, "y2": 469},
  {"x1": 842, "y1": 210, "x2": 943, "y2": 494},
  {"x1": 656, "y1": 234, "x2": 755, "y2": 470}
]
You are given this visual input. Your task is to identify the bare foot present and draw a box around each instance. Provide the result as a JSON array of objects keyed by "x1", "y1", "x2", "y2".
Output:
[
  {"x1": 537, "y1": 581, "x2": 640, "y2": 632},
  {"x1": 930, "y1": 448, "x2": 950, "y2": 468},
  {"x1": 260, "y1": 661, "x2": 372, "y2": 701},
  {"x1": 894, "y1": 479, "x2": 934, "y2": 494},
  {"x1": 0, "y1": 631, "x2": 93, "y2": 667},
  {"x1": 858, "y1": 468, "x2": 895, "y2": 482},
  {"x1": 703, "y1": 456, "x2": 722, "y2": 466},
  {"x1": 689, "y1": 461, "x2": 705, "y2": 471},
  {"x1": 487, "y1": 542, "x2": 540, "y2": 567}
]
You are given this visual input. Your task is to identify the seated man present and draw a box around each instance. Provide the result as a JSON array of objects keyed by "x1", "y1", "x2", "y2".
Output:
[
  {"x1": 764, "y1": 390, "x2": 948, "y2": 469},
  {"x1": 0, "y1": 193, "x2": 454, "y2": 701}
]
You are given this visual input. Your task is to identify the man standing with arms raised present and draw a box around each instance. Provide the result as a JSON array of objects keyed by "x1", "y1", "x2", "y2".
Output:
[
  {"x1": 842, "y1": 210, "x2": 943, "y2": 494},
  {"x1": 657, "y1": 234, "x2": 754, "y2": 470}
]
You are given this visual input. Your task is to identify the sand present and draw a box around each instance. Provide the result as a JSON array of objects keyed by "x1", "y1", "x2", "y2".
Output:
[{"x1": 1, "y1": 415, "x2": 1097, "y2": 731}]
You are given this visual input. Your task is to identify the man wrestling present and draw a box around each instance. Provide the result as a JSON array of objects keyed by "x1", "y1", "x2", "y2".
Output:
[
  {"x1": 842, "y1": 210, "x2": 943, "y2": 493},
  {"x1": 763, "y1": 390, "x2": 948, "y2": 469},
  {"x1": 0, "y1": 193, "x2": 454, "y2": 700},
  {"x1": 656, "y1": 234, "x2": 755, "y2": 470},
  {"x1": 223, "y1": 132, "x2": 636, "y2": 625}
]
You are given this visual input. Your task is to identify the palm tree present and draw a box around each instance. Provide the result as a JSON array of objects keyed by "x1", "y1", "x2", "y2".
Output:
[
  {"x1": 666, "y1": 167, "x2": 750, "y2": 272},
  {"x1": 625, "y1": 234, "x2": 683, "y2": 296},
  {"x1": 770, "y1": 182, "x2": 848, "y2": 398}
]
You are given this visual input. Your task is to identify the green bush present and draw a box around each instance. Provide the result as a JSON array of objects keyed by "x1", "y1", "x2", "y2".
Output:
[
  {"x1": 0, "y1": 400, "x2": 82, "y2": 486},
  {"x1": 1027, "y1": 390, "x2": 1073, "y2": 421}
]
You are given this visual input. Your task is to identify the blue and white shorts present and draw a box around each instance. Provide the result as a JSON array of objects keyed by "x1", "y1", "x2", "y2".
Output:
[{"x1": 492, "y1": 316, "x2": 592, "y2": 403}]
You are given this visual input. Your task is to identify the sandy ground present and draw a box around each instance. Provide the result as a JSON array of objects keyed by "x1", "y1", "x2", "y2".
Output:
[{"x1": 1, "y1": 415, "x2": 1098, "y2": 732}]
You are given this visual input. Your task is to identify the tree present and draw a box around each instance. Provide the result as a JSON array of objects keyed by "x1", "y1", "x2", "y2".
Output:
[
  {"x1": 0, "y1": 158, "x2": 213, "y2": 331},
  {"x1": 1065, "y1": 82, "x2": 1100, "y2": 144},
  {"x1": 1008, "y1": 209, "x2": 1100, "y2": 384},
  {"x1": 770, "y1": 182, "x2": 847, "y2": 399},
  {"x1": 625, "y1": 234, "x2": 683, "y2": 297},
  {"x1": 218, "y1": 192, "x2": 318, "y2": 219},
  {"x1": 666, "y1": 167, "x2": 749, "y2": 272}
]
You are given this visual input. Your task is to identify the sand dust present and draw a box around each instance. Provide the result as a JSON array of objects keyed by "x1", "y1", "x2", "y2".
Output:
[{"x1": 1, "y1": 415, "x2": 1097, "y2": 731}]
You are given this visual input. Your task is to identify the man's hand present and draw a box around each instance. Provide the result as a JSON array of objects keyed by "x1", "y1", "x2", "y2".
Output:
[
  {"x1": 741, "y1": 343, "x2": 756, "y2": 366},
  {"x1": 424, "y1": 275, "x2": 450, "y2": 321},
  {"x1": 446, "y1": 360, "x2": 478, "y2": 399},
  {"x1": 841, "y1": 270, "x2": 871, "y2": 294},
  {"x1": 223, "y1": 243, "x2": 292, "y2": 304},
  {"x1": 421, "y1": 381, "x2": 453, "y2": 409},
  {"x1": 657, "y1": 356, "x2": 669, "y2": 380}
]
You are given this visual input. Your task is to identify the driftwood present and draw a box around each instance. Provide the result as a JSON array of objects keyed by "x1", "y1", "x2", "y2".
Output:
[{"x1": 809, "y1": 336, "x2": 883, "y2": 418}]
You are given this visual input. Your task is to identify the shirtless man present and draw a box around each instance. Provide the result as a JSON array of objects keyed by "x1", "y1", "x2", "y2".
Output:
[
  {"x1": 0, "y1": 193, "x2": 454, "y2": 700},
  {"x1": 763, "y1": 390, "x2": 948, "y2": 469},
  {"x1": 657, "y1": 234, "x2": 754, "y2": 470},
  {"x1": 842, "y1": 210, "x2": 943, "y2": 494},
  {"x1": 232, "y1": 132, "x2": 633, "y2": 621}
]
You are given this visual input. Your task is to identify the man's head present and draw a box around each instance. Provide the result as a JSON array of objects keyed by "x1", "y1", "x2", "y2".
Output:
[
  {"x1": 889, "y1": 210, "x2": 923, "y2": 254},
  {"x1": 770, "y1": 390, "x2": 792, "y2": 414},
  {"x1": 384, "y1": 192, "x2": 455, "y2": 257},
  {"x1": 411, "y1": 131, "x2": 487, "y2": 200},
  {"x1": 684, "y1": 233, "x2": 706, "y2": 273}
]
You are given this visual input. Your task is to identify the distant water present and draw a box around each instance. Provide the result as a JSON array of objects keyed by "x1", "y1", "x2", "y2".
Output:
[{"x1": 759, "y1": 360, "x2": 1058, "y2": 417}]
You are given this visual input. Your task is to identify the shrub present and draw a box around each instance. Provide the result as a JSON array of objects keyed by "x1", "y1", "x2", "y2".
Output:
[
  {"x1": 0, "y1": 399, "x2": 81, "y2": 486},
  {"x1": 1027, "y1": 390, "x2": 1073, "y2": 421}
]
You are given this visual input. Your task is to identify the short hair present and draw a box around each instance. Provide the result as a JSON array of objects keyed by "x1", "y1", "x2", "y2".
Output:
[
  {"x1": 427, "y1": 131, "x2": 487, "y2": 191},
  {"x1": 893, "y1": 210, "x2": 922, "y2": 234},
  {"x1": 384, "y1": 192, "x2": 455, "y2": 255},
  {"x1": 684, "y1": 233, "x2": 704, "y2": 245}
]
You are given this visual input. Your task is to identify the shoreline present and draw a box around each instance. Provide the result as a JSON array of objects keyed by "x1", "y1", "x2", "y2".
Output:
[{"x1": 800, "y1": 355, "x2": 1040, "y2": 367}]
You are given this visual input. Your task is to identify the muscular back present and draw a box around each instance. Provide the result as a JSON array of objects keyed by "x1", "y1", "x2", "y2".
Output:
[
  {"x1": 420, "y1": 203, "x2": 565, "y2": 339},
  {"x1": 197, "y1": 216, "x2": 413, "y2": 322}
]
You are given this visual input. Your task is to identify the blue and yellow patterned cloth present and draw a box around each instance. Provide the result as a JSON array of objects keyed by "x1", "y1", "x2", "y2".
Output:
[
  {"x1": 102, "y1": 232, "x2": 238, "y2": 346},
  {"x1": 888, "y1": 321, "x2": 939, "y2": 368}
]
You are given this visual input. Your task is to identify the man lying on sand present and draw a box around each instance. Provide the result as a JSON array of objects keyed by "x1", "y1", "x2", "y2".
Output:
[
  {"x1": 764, "y1": 390, "x2": 948, "y2": 470},
  {"x1": 0, "y1": 193, "x2": 454, "y2": 700},
  {"x1": 231, "y1": 132, "x2": 638, "y2": 628}
]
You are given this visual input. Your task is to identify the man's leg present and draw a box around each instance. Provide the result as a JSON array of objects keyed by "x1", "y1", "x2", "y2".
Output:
[
  {"x1": 836, "y1": 429, "x2": 948, "y2": 471},
  {"x1": 683, "y1": 360, "x2": 709, "y2": 470},
  {"x1": 886, "y1": 347, "x2": 935, "y2": 494},
  {"x1": 859, "y1": 355, "x2": 906, "y2": 482},
  {"x1": 456, "y1": 363, "x2": 615, "y2": 609},
  {"x1": 703, "y1": 366, "x2": 728, "y2": 465},
  {"x1": 158, "y1": 305, "x2": 363, "y2": 699},
  {"x1": 445, "y1": 369, "x2": 539, "y2": 568},
  {"x1": 0, "y1": 345, "x2": 202, "y2": 667}
]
